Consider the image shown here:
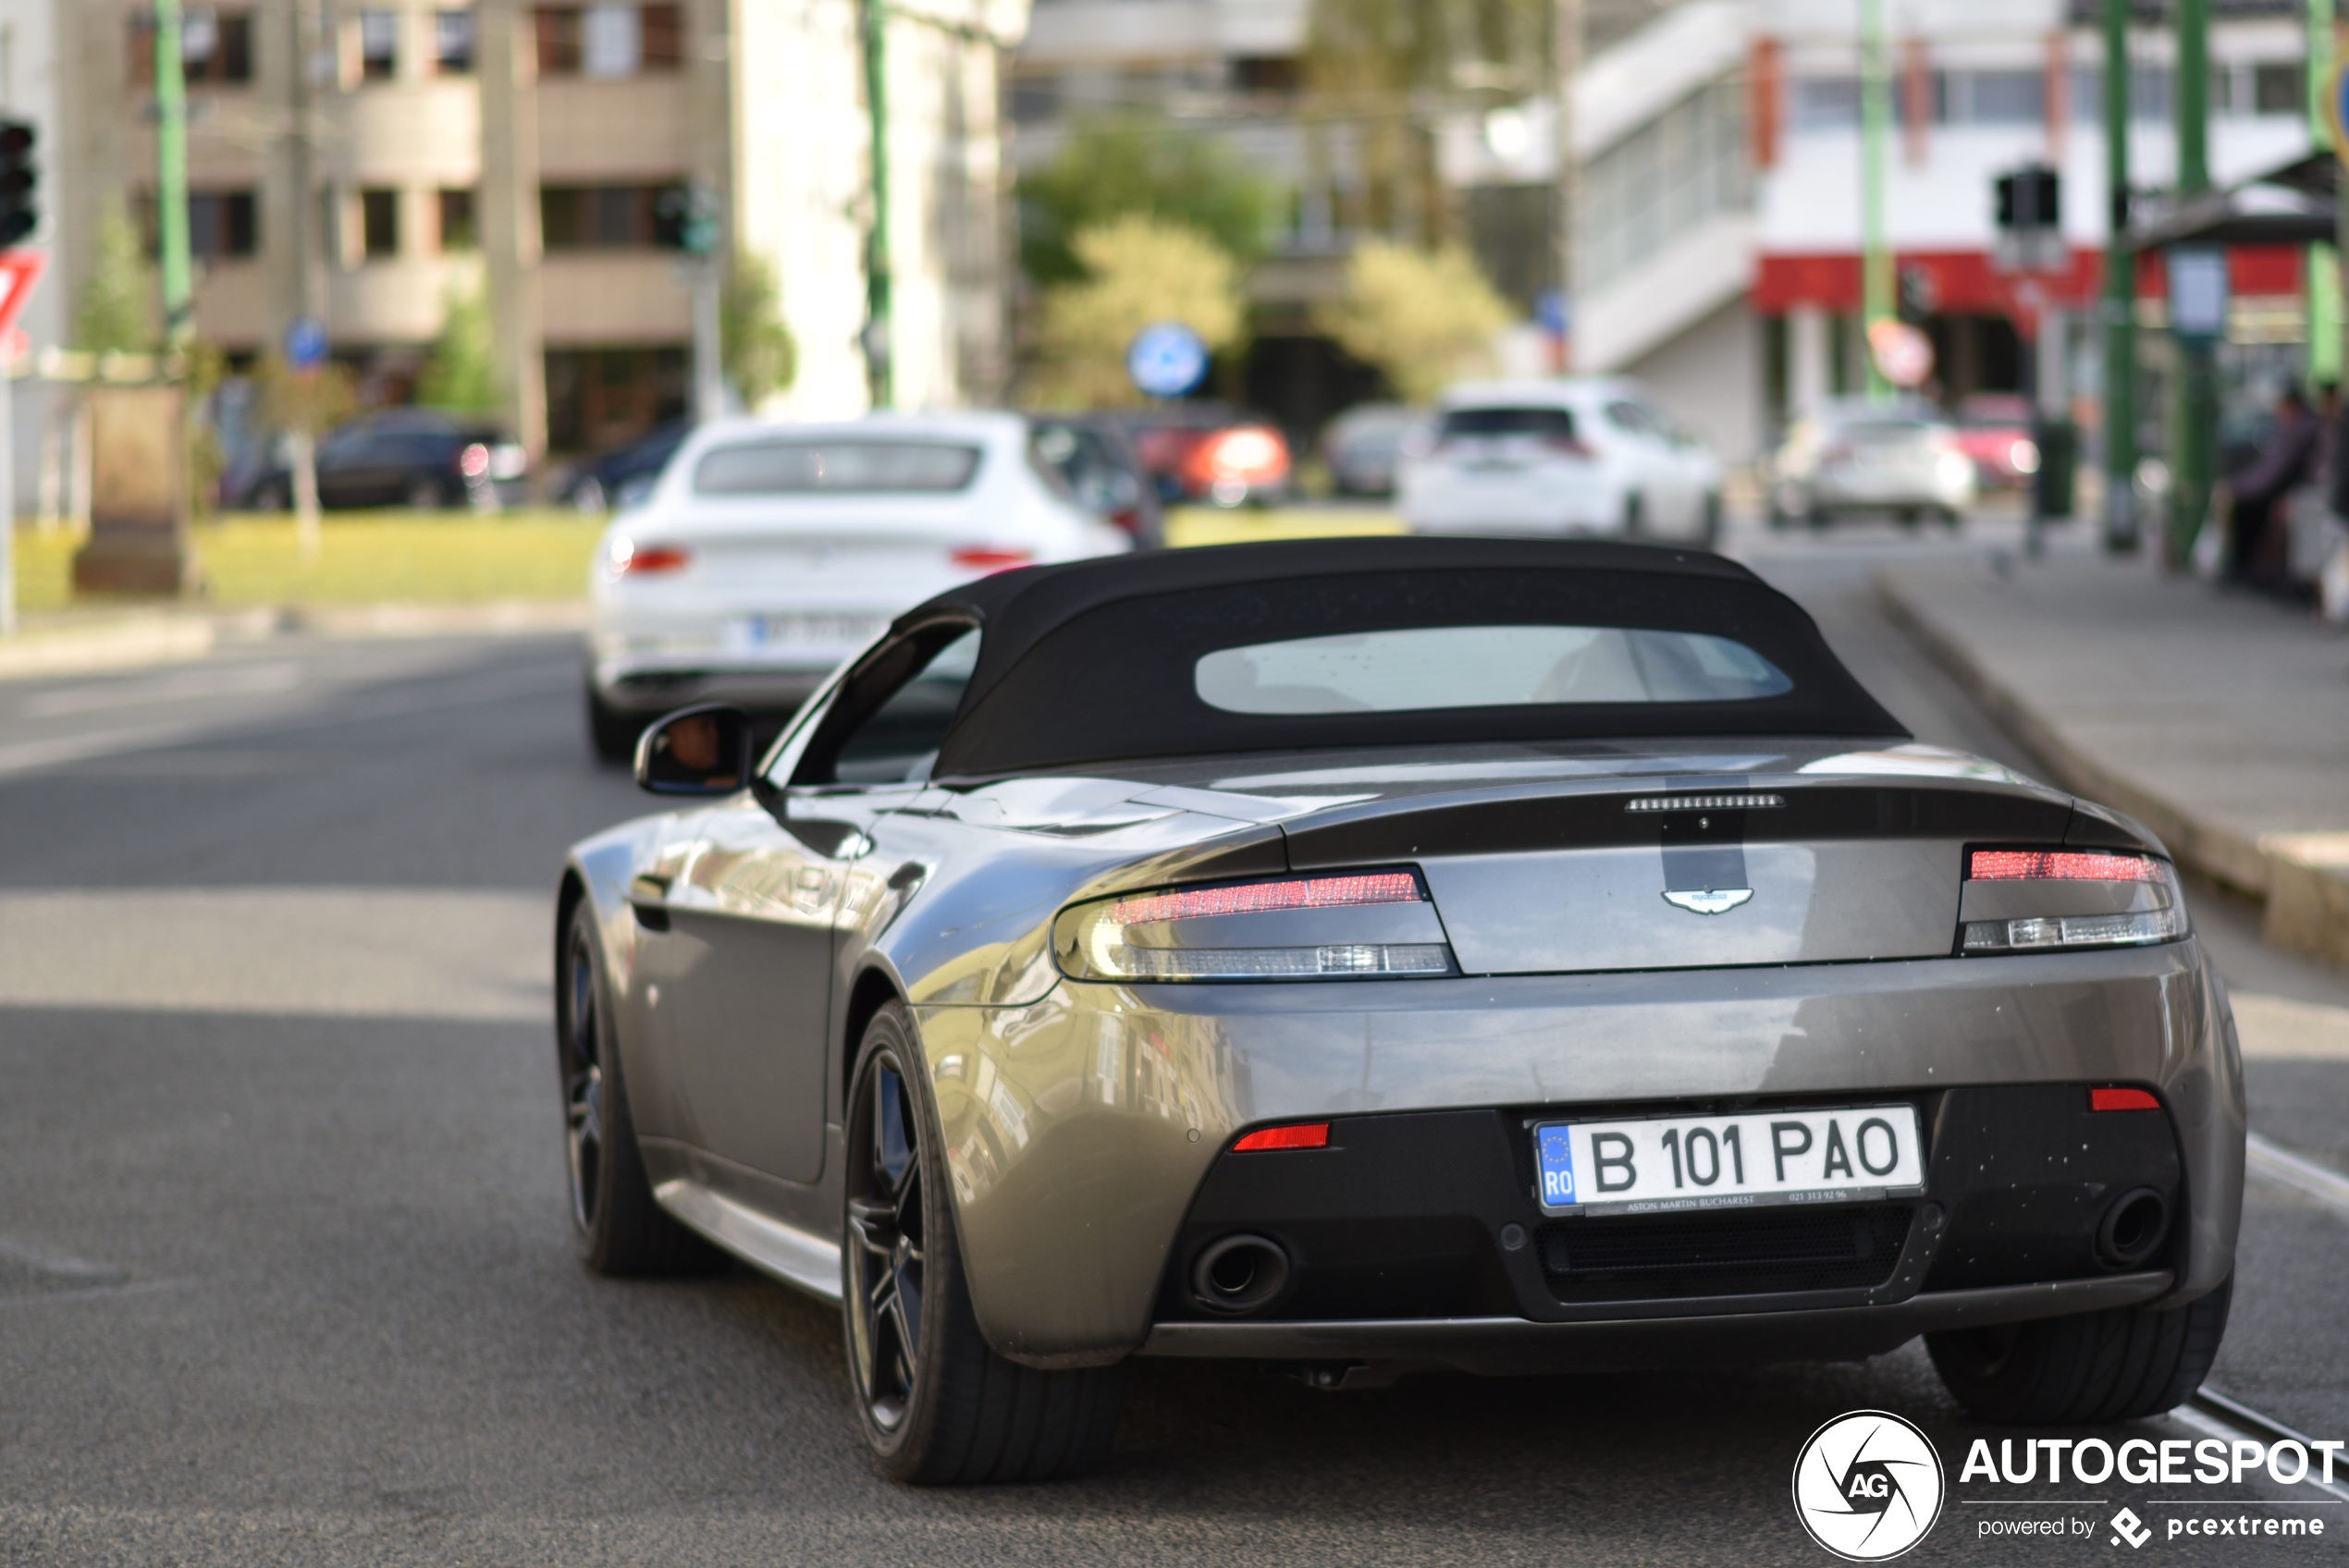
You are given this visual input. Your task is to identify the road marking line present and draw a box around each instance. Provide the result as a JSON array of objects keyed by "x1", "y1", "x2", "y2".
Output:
[
  {"x1": 2178, "y1": 1390, "x2": 2349, "y2": 1504},
  {"x1": 2244, "y1": 1132, "x2": 2349, "y2": 1216}
]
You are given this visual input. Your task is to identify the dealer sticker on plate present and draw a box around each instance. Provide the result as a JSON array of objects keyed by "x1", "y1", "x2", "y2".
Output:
[{"x1": 1532, "y1": 1105, "x2": 1925, "y2": 1217}]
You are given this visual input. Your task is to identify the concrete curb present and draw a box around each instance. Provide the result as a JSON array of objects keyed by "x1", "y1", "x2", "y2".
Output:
[
  {"x1": 0, "y1": 600, "x2": 587, "y2": 682},
  {"x1": 1875, "y1": 570, "x2": 2349, "y2": 969}
]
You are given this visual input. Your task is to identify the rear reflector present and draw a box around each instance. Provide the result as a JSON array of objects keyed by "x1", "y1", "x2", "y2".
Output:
[
  {"x1": 2090, "y1": 1087, "x2": 2161, "y2": 1112},
  {"x1": 1970, "y1": 850, "x2": 2159, "y2": 882},
  {"x1": 1233, "y1": 1122, "x2": 1330, "y2": 1152},
  {"x1": 1108, "y1": 873, "x2": 1420, "y2": 926},
  {"x1": 950, "y1": 547, "x2": 1034, "y2": 574}
]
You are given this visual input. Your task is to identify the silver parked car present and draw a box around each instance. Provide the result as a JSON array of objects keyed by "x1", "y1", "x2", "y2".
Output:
[
  {"x1": 1766, "y1": 398, "x2": 1979, "y2": 527},
  {"x1": 557, "y1": 537, "x2": 2241, "y2": 1484}
]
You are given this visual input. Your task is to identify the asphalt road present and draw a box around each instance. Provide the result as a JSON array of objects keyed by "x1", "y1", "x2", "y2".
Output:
[{"x1": 3, "y1": 516, "x2": 2345, "y2": 1564}]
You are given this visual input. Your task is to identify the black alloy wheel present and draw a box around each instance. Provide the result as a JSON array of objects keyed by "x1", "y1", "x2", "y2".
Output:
[
  {"x1": 842, "y1": 1003, "x2": 1126, "y2": 1484},
  {"x1": 555, "y1": 901, "x2": 714, "y2": 1275},
  {"x1": 846, "y1": 1044, "x2": 927, "y2": 1435}
]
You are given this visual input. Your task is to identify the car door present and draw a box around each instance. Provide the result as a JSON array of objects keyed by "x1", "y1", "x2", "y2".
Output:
[
  {"x1": 312, "y1": 426, "x2": 377, "y2": 508},
  {"x1": 633, "y1": 620, "x2": 982, "y2": 1185}
]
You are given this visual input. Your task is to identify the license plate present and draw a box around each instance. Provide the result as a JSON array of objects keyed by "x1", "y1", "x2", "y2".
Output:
[
  {"x1": 728, "y1": 613, "x2": 886, "y2": 650},
  {"x1": 1532, "y1": 1104, "x2": 1925, "y2": 1217}
]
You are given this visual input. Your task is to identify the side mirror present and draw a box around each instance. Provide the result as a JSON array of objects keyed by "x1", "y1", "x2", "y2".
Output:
[{"x1": 634, "y1": 704, "x2": 755, "y2": 795}]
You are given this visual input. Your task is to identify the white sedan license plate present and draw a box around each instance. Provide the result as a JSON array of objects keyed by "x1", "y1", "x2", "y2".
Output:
[
  {"x1": 1532, "y1": 1105, "x2": 1925, "y2": 1217},
  {"x1": 729, "y1": 613, "x2": 885, "y2": 651}
]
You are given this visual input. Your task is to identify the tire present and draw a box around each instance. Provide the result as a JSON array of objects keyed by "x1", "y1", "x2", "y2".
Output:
[
  {"x1": 842, "y1": 1003, "x2": 1126, "y2": 1484},
  {"x1": 556, "y1": 901, "x2": 719, "y2": 1276},
  {"x1": 1698, "y1": 491, "x2": 1723, "y2": 549},
  {"x1": 406, "y1": 476, "x2": 444, "y2": 511},
  {"x1": 1926, "y1": 1276, "x2": 2232, "y2": 1425},
  {"x1": 1621, "y1": 492, "x2": 1645, "y2": 536},
  {"x1": 586, "y1": 686, "x2": 643, "y2": 766},
  {"x1": 252, "y1": 479, "x2": 290, "y2": 512}
]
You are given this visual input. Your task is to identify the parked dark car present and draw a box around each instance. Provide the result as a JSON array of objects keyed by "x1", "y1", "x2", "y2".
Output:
[
  {"x1": 231, "y1": 410, "x2": 527, "y2": 511},
  {"x1": 1027, "y1": 413, "x2": 1164, "y2": 546},
  {"x1": 560, "y1": 418, "x2": 695, "y2": 513}
]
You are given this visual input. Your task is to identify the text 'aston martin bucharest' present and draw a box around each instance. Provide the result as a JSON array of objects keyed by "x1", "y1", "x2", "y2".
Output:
[{"x1": 553, "y1": 538, "x2": 2243, "y2": 1483}]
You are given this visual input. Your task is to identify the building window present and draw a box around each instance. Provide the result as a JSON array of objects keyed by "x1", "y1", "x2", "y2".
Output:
[
  {"x1": 1232, "y1": 56, "x2": 1301, "y2": 93},
  {"x1": 535, "y1": 5, "x2": 680, "y2": 77},
  {"x1": 1932, "y1": 69, "x2": 2042, "y2": 125},
  {"x1": 129, "y1": 9, "x2": 254, "y2": 87},
  {"x1": 2253, "y1": 61, "x2": 2305, "y2": 116},
  {"x1": 1578, "y1": 77, "x2": 1749, "y2": 297},
  {"x1": 437, "y1": 189, "x2": 478, "y2": 251},
  {"x1": 539, "y1": 183, "x2": 689, "y2": 249},
  {"x1": 436, "y1": 10, "x2": 477, "y2": 74},
  {"x1": 361, "y1": 188, "x2": 400, "y2": 257},
  {"x1": 1789, "y1": 77, "x2": 1859, "y2": 131},
  {"x1": 134, "y1": 189, "x2": 261, "y2": 260},
  {"x1": 359, "y1": 9, "x2": 400, "y2": 80}
]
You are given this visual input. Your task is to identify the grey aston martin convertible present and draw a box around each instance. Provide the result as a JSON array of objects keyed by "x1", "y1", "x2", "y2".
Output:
[{"x1": 553, "y1": 537, "x2": 2242, "y2": 1483}]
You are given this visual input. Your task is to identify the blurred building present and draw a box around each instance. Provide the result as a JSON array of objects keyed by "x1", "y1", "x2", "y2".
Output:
[
  {"x1": 37, "y1": 0, "x2": 1027, "y2": 459},
  {"x1": 1448, "y1": 0, "x2": 2316, "y2": 462}
]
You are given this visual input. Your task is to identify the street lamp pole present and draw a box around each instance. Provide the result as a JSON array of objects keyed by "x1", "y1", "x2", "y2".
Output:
[
  {"x1": 2170, "y1": 0, "x2": 2216, "y2": 570},
  {"x1": 1859, "y1": 0, "x2": 1894, "y2": 402},
  {"x1": 2100, "y1": 0, "x2": 2137, "y2": 552},
  {"x1": 861, "y1": 0, "x2": 893, "y2": 410}
]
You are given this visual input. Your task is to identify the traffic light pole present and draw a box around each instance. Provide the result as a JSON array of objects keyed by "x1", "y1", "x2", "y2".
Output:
[
  {"x1": 860, "y1": 0, "x2": 893, "y2": 410},
  {"x1": 2101, "y1": 0, "x2": 2137, "y2": 552},
  {"x1": 154, "y1": 0, "x2": 193, "y2": 346},
  {"x1": 2171, "y1": 0, "x2": 2215, "y2": 570},
  {"x1": 1859, "y1": 0, "x2": 1894, "y2": 401}
]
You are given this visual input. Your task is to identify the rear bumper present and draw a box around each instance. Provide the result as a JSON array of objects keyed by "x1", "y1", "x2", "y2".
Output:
[
  {"x1": 912, "y1": 938, "x2": 2244, "y2": 1369},
  {"x1": 1138, "y1": 1272, "x2": 2172, "y2": 1375}
]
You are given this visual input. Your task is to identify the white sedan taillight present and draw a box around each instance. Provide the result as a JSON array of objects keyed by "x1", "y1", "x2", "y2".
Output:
[
  {"x1": 1053, "y1": 872, "x2": 1456, "y2": 982},
  {"x1": 1959, "y1": 850, "x2": 2187, "y2": 953}
]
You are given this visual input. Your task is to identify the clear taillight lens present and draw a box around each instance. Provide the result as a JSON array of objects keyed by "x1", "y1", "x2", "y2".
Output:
[
  {"x1": 1053, "y1": 872, "x2": 1455, "y2": 983},
  {"x1": 1960, "y1": 850, "x2": 2188, "y2": 953}
]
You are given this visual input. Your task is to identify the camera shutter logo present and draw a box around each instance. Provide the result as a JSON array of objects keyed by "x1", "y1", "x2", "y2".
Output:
[{"x1": 1791, "y1": 1410, "x2": 1945, "y2": 1561}]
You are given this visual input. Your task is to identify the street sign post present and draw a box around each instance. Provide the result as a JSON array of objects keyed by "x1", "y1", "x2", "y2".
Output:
[
  {"x1": 1126, "y1": 323, "x2": 1210, "y2": 400},
  {"x1": 0, "y1": 248, "x2": 42, "y2": 635}
]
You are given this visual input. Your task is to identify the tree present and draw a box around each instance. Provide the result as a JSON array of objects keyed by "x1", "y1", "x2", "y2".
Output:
[
  {"x1": 1314, "y1": 239, "x2": 1512, "y2": 404},
  {"x1": 1301, "y1": 0, "x2": 1546, "y2": 243},
  {"x1": 416, "y1": 282, "x2": 498, "y2": 415},
  {"x1": 1019, "y1": 115, "x2": 1285, "y2": 287},
  {"x1": 75, "y1": 206, "x2": 160, "y2": 354},
  {"x1": 721, "y1": 251, "x2": 796, "y2": 410},
  {"x1": 1028, "y1": 216, "x2": 1246, "y2": 410},
  {"x1": 252, "y1": 352, "x2": 358, "y2": 557}
]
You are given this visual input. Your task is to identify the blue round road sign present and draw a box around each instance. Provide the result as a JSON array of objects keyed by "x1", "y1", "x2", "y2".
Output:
[
  {"x1": 1127, "y1": 322, "x2": 1210, "y2": 399},
  {"x1": 284, "y1": 314, "x2": 328, "y2": 371}
]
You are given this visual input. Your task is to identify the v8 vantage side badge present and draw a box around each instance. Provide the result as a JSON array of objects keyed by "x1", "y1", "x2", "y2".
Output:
[{"x1": 1665, "y1": 888, "x2": 1754, "y2": 914}]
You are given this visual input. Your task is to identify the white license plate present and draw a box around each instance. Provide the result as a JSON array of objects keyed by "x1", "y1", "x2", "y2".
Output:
[
  {"x1": 1532, "y1": 1105, "x2": 1925, "y2": 1217},
  {"x1": 728, "y1": 613, "x2": 886, "y2": 650}
]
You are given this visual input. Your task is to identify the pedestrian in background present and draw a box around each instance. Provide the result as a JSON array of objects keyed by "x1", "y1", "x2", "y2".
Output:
[{"x1": 2226, "y1": 384, "x2": 2321, "y2": 587}]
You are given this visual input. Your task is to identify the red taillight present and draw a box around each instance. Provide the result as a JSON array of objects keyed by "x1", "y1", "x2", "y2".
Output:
[
  {"x1": 1545, "y1": 435, "x2": 1594, "y2": 459},
  {"x1": 1970, "y1": 851, "x2": 2159, "y2": 882},
  {"x1": 2091, "y1": 1086, "x2": 2161, "y2": 1112},
  {"x1": 1232, "y1": 1121, "x2": 1330, "y2": 1153},
  {"x1": 1107, "y1": 872, "x2": 1421, "y2": 926},
  {"x1": 459, "y1": 442, "x2": 491, "y2": 478},
  {"x1": 608, "y1": 539, "x2": 691, "y2": 576},
  {"x1": 950, "y1": 546, "x2": 1034, "y2": 574},
  {"x1": 1108, "y1": 507, "x2": 1144, "y2": 536}
]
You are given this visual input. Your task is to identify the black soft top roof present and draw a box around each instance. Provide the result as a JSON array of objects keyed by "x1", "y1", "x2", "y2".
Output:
[{"x1": 896, "y1": 538, "x2": 1907, "y2": 778}]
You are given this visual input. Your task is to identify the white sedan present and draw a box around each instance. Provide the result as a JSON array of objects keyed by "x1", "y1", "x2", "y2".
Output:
[
  {"x1": 585, "y1": 411, "x2": 1130, "y2": 759},
  {"x1": 1397, "y1": 378, "x2": 1723, "y2": 545}
]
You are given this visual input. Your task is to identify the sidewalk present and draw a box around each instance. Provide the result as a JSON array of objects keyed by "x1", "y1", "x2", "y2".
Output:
[
  {"x1": 1876, "y1": 546, "x2": 2349, "y2": 968},
  {"x1": 0, "y1": 600, "x2": 587, "y2": 681}
]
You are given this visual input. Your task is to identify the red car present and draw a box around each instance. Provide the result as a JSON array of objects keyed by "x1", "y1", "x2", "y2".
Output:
[
  {"x1": 1953, "y1": 394, "x2": 2039, "y2": 490},
  {"x1": 1120, "y1": 407, "x2": 1294, "y2": 508}
]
